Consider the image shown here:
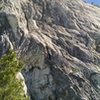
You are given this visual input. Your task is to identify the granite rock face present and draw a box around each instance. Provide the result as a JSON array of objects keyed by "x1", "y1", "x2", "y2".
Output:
[{"x1": 0, "y1": 0, "x2": 100, "y2": 100}]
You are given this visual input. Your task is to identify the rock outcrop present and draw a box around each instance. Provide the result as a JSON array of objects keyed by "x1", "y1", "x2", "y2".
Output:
[{"x1": 0, "y1": 0, "x2": 100, "y2": 100}]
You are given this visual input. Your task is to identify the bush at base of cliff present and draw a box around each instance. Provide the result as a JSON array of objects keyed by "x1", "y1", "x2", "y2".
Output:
[{"x1": 0, "y1": 50, "x2": 29, "y2": 100}]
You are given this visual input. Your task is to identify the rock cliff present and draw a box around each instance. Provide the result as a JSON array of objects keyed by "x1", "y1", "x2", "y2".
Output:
[{"x1": 0, "y1": 0, "x2": 100, "y2": 100}]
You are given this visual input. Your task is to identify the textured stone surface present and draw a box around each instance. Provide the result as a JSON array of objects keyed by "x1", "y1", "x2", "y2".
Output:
[{"x1": 0, "y1": 0, "x2": 100, "y2": 100}]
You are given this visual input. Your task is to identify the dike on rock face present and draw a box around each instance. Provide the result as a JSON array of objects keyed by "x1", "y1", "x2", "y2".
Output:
[{"x1": 0, "y1": 0, "x2": 100, "y2": 100}]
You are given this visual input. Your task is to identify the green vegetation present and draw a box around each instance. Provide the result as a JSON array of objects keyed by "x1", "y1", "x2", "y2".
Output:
[
  {"x1": 0, "y1": 50, "x2": 29, "y2": 100},
  {"x1": 71, "y1": 67, "x2": 80, "y2": 73}
]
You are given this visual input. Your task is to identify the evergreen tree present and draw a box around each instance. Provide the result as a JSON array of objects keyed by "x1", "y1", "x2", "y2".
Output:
[{"x1": 0, "y1": 50, "x2": 29, "y2": 100}]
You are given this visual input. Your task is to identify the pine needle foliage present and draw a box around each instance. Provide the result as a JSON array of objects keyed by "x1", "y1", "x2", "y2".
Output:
[{"x1": 0, "y1": 50, "x2": 29, "y2": 100}]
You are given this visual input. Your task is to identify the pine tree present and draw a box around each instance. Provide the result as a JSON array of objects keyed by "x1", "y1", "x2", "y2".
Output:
[{"x1": 0, "y1": 50, "x2": 29, "y2": 100}]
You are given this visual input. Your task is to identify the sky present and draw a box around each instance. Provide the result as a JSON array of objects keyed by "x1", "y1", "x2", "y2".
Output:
[{"x1": 86, "y1": 0, "x2": 100, "y2": 5}]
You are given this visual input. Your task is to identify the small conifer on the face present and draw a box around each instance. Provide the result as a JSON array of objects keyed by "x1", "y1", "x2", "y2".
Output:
[{"x1": 0, "y1": 49, "x2": 29, "y2": 100}]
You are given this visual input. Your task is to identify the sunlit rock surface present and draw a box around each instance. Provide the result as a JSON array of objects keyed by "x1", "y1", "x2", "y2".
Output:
[{"x1": 0, "y1": 0, "x2": 100, "y2": 100}]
